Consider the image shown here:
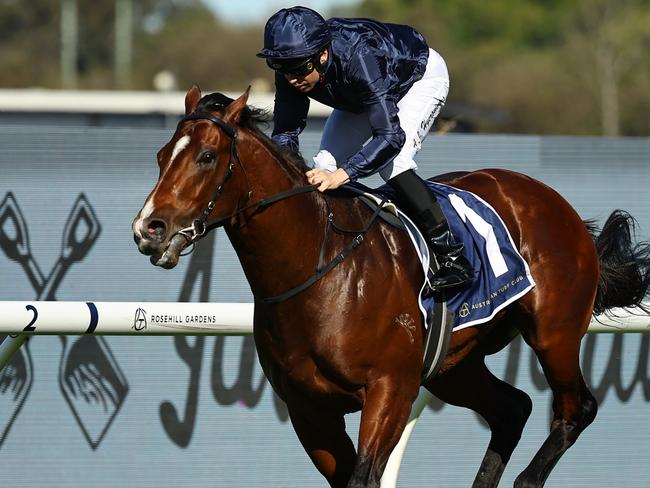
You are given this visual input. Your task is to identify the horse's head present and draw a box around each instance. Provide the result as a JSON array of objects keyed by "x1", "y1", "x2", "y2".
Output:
[{"x1": 132, "y1": 85, "x2": 251, "y2": 268}]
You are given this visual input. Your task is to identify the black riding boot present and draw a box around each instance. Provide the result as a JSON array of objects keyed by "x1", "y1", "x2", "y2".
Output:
[{"x1": 388, "y1": 170, "x2": 475, "y2": 290}]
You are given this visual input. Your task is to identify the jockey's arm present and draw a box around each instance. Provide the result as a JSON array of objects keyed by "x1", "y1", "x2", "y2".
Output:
[
  {"x1": 271, "y1": 72, "x2": 310, "y2": 153},
  {"x1": 338, "y1": 51, "x2": 405, "y2": 182}
]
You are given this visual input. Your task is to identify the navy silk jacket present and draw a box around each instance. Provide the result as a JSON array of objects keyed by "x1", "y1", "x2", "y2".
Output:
[{"x1": 271, "y1": 18, "x2": 429, "y2": 181}]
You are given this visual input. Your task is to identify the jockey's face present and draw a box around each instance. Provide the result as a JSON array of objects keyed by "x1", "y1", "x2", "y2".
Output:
[{"x1": 284, "y1": 50, "x2": 328, "y2": 93}]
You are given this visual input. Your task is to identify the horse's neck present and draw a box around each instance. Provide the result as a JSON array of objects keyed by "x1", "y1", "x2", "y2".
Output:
[{"x1": 226, "y1": 134, "x2": 329, "y2": 300}]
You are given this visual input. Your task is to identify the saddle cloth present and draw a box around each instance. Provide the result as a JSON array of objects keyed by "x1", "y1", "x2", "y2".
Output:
[{"x1": 348, "y1": 180, "x2": 536, "y2": 331}]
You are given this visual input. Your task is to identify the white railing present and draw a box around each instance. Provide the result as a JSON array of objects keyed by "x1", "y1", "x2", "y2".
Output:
[
  {"x1": 1, "y1": 300, "x2": 648, "y2": 487},
  {"x1": 1, "y1": 301, "x2": 647, "y2": 337},
  {"x1": 0, "y1": 301, "x2": 254, "y2": 336}
]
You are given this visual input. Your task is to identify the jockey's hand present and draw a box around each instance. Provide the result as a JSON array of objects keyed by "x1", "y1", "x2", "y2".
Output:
[{"x1": 306, "y1": 168, "x2": 350, "y2": 192}]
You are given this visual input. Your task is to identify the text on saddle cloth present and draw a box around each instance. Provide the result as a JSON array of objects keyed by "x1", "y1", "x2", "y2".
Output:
[{"x1": 345, "y1": 181, "x2": 536, "y2": 331}]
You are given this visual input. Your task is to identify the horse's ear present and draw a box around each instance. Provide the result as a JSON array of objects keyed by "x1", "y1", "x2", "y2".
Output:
[
  {"x1": 185, "y1": 84, "x2": 201, "y2": 114},
  {"x1": 224, "y1": 86, "x2": 251, "y2": 125}
]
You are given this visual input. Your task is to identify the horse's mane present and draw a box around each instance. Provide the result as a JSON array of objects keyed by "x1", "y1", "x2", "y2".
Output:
[{"x1": 196, "y1": 92, "x2": 310, "y2": 172}]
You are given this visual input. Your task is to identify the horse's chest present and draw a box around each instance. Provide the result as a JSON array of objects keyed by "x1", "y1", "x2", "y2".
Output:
[{"x1": 254, "y1": 325, "x2": 362, "y2": 403}]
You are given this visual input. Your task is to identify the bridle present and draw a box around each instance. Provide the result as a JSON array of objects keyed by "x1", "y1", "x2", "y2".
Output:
[
  {"x1": 169, "y1": 110, "x2": 385, "y2": 304},
  {"x1": 173, "y1": 111, "x2": 320, "y2": 247},
  {"x1": 174, "y1": 112, "x2": 252, "y2": 245}
]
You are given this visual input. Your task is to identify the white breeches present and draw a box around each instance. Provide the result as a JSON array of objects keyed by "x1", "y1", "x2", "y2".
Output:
[{"x1": 313, "y1": 48, "x2": 450, "y2": 181}]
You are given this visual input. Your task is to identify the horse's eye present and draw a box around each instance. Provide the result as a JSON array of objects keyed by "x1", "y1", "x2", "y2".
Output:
[{"x1": 199, "y1": 151, "x2": 216, "y2": 165}]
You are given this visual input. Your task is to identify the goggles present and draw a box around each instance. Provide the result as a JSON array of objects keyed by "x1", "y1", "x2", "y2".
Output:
[{"x1": 266, "y1": 55, "x2": 318, "y2": 77}]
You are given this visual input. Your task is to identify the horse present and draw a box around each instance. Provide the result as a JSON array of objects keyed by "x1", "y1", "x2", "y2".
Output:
[{"x1": 132, "y1": 85, "x2": 650, "y2": 488}]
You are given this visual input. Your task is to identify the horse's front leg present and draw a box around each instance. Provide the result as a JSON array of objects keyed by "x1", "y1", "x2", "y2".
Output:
[
  {"x1": 286, "y1": 393, "x2": 357, "y2": 488},
  {"x1": 348, "y1": 376, "x2": 419, "y2": 488}
]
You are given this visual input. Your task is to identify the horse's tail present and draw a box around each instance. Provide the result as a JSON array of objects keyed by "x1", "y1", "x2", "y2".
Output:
[{"x1": 587, "y1": 210, "x2": 650, "y2": 315}]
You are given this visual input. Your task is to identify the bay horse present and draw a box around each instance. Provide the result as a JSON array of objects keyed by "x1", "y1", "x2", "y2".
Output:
[{"x1": 132, "y1": 86, "x2": 650, "y2": 487}]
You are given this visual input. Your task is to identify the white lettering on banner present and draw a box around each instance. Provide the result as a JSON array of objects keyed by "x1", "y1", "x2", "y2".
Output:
[{"x1": 448, "y1": 193, "x2": 509, "y2": 277}]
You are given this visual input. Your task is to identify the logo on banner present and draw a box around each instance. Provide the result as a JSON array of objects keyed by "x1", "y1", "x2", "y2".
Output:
[
  {"x1": 0, "y1": 192, "x2": 128, "y2": 450},
  {"x1": 133, "y1": 308, "x2": 147, "y2": 331}
]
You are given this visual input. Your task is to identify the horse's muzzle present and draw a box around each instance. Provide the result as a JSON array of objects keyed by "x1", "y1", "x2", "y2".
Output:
[
  {"x1": 133, "y1": 217, "x2": 165, "y2": 253},
  {"x1": 133, "y1": 219, "x2": 187, "y2": 269}
]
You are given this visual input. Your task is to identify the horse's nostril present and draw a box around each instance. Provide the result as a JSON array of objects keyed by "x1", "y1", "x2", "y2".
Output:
[{"x1": 146, "y1": 220, "x2": 166, "y2": 239}]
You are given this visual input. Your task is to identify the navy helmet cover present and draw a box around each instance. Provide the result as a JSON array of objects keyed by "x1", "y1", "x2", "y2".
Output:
[{"x1": 257, "y1": 6, "x2": 332, "y2": 60}]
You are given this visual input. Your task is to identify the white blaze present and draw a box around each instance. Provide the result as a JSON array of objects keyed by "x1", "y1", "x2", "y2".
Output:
[
  {"x1": 133, "y1": 136, "x2": 190, "y2": 235},
  {"x1": 170, "y1": 135, "x2": 191, "y2": 163},
  {"x1": 133, "y1": 135, "x2": 192, "y2": 236}
]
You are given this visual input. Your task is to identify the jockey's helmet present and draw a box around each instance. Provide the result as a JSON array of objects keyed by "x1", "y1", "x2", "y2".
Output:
[{"x1": 257, "y1": 6, "x2": 331, "y2": 63}]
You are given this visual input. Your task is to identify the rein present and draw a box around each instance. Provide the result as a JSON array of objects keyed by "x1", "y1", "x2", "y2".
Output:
[
  {"x1": 263, "y1": 197, "x2": 387, "y2": 304},
  {"x1": 173, "y1": 110, "x2": 386, "y2": 304}
]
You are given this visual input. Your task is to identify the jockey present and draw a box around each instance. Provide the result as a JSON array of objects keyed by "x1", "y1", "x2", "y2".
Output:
[{"x1": 257, "y1": 6, "x2": 474, "y2": 290}]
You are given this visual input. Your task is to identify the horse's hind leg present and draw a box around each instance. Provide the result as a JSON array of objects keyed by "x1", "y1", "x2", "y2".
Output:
[
  {"x1": 514, "y1": 314, "x2": 598, "y2": 487},
  {"x1": 429, "y1": 353, "x2": 533, "y2": 488}
]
